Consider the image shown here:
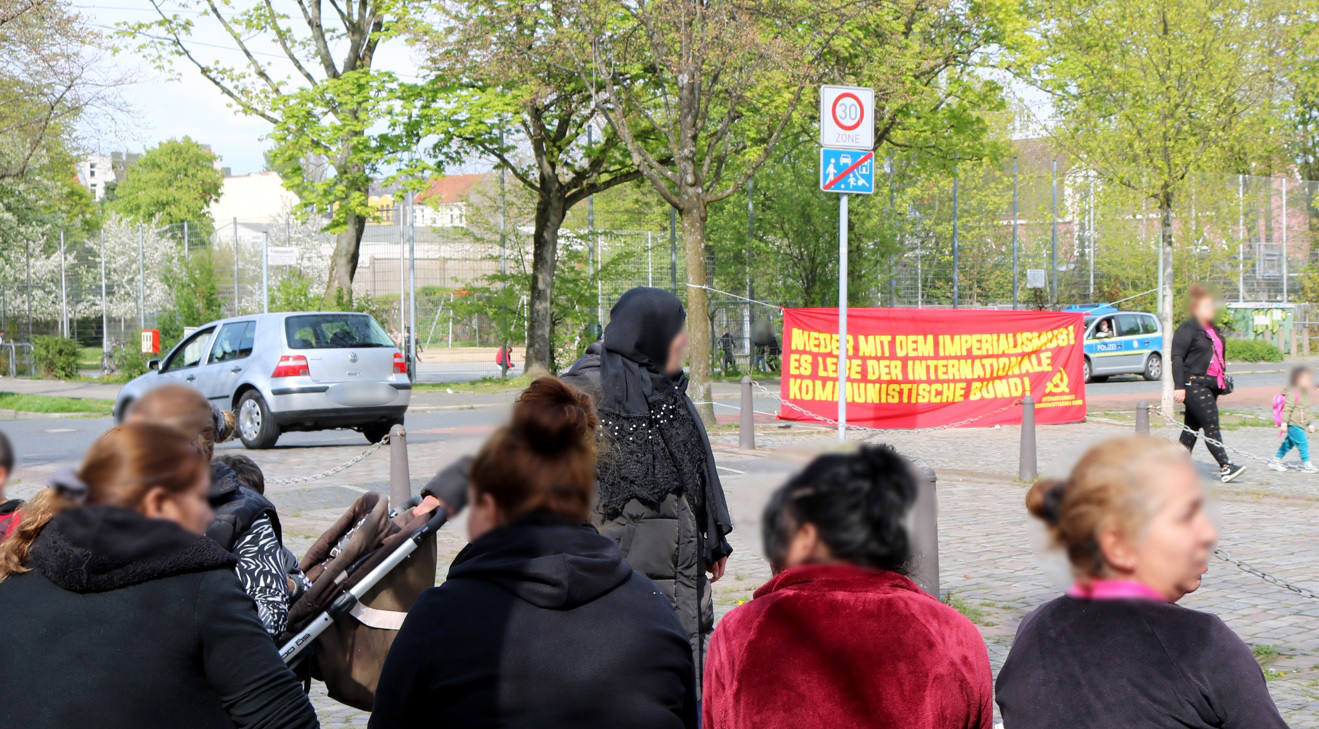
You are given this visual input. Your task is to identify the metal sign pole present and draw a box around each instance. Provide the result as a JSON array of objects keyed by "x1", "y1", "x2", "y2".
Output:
[
  {"x1": 838, "y1": 192, "x2": 849, "y2": 441},
  {"x1": 261, "y1": 232, "x2": 269, "y2": 314},
  {"x1": 819, "y1": 84, "x2": 873, "y2": 441}
]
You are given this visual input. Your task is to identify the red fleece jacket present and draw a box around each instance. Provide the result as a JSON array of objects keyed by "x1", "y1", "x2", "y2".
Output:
[{"x1": 703, "y1": 563, "x2": 993, "y2": 729}]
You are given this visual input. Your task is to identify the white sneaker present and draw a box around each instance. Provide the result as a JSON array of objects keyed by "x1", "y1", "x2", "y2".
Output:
[
  {"x1": 1301, "y1": 462, "x2": 1318, "y2": 473},
  {"x1": 1269, "y1": 459, "x2": 1287, "y2": 472}
]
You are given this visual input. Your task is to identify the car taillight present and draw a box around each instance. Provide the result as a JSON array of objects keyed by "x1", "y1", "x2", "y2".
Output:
[
  {"x1": 272, "y1": 355, "x2": 310, "y2": 378},
  {"x1": 393, "y1": 352, "x2": 407, "y2": 374}
]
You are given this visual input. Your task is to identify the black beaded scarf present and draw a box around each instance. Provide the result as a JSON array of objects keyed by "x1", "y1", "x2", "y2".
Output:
[
  {"x1": 591, "y1": 288, "x2": 709, "y2": 522},
  {"x1": 596, "y1": 386, "x2": 709, "y2": 522}
]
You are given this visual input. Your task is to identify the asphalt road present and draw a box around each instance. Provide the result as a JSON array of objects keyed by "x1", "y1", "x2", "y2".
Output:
[
  {"x1": 2, "y1": 407, "x2": 507, "y2": 473},
  {"x1": 1, "y1": 363, "x2": 1298, "y2": 478}
]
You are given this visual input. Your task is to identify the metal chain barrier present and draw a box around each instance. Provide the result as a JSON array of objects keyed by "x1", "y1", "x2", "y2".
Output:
[
  {"x1": 1141, "y1": 408, "x2": 1317, "y2": 599},
  {"x1": 1149, "y1": 407, "x2": 1279, "y2": 467},
  {"x1": 264, "y1": 435, "x2": 390, "y2": 486},
  {"x1": 1215, "y1": 547, "x2": 1319, "y2": 601},
  {"x1": 712, "y1": 380, "x2": 1319, "y2": 601}
]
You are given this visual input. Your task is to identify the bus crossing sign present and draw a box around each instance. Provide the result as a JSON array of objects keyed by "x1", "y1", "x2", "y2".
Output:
[
  {"x1": 820, "y1": 148, "x2": 874, "y2": 194},
  {"x1": 819, "y1": 85, "x2": 874, "y2": 150}
]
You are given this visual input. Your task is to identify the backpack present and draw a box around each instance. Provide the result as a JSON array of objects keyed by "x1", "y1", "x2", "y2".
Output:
[{"x1": 1273, "y1": 392, "x2": 1288, "y2": 428}]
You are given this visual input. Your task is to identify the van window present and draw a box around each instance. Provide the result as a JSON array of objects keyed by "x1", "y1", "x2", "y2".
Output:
[
  {"x1": 1115, "y1": 314, "x2": 1144, "y2": 337},
  {"x1": 285, "y1": 314, "x2": 394, "y2": 349},
  {"x1": 1141, "y1": 315, "x2": 1160, "y2": 335}
]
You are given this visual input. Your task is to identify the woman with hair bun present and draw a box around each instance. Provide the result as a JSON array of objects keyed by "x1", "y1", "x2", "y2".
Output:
[
  {"x1": 997, "y1": 436, "x2": 1288, "y2": 728},
  {"x1": 370, "y1": 377, "x2": 697, "y2": 729},
  {"x1": 702, "y1": 445, "x2": 993, "y2": 729}
]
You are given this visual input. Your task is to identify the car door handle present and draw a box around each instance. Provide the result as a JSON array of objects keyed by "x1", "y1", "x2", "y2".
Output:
[
  {"x1": 230, "y1": 366, "x2": 242, "y2": 373},
  {"x1": 185, "y1": 374, "x2": 196, "y2": 382}
]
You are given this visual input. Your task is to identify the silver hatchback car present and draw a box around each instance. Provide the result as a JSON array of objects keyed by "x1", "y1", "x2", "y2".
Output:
[{"x1": 115, "y1": 312, "x2": 412, "y2": 449}]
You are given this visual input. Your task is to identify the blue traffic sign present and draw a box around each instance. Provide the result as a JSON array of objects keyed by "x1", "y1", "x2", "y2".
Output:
[{"x1": 820, "y1": 148, "x2": 874, "y2": 194}]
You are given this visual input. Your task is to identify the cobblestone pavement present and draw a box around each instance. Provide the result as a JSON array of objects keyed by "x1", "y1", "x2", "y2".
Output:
[
  {"x1": 9, "y1": 410, "x2": 1316, "y2": 727},
  {"x1": 711, "y1": 418, "x2": 1319, "y2": 727}
]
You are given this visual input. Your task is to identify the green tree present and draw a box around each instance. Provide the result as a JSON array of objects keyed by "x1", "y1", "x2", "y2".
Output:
[
  {"x1": 402, "y1": 0, "x2": 653, "y2": 376},
  {"x1": 1031, "y1": 0, "x2": 1297, "y2": 408},
  {"x1": 107, "y1": 137, "x2": 223, "y2": 235},
  {"x1": 571, "y1": 0, "x2": 1023, "y2": 421},
  {"x1": 568, "y1": 0, "x2": 861, "y2": 421},
  {"x1": 158, "y1": 253, "x2": 225, "y2": 346},
  {"x1": 126, "y1": 1, "x2": 414, "y2": 303},
  {"x1": 707, "y1": 136, "x2": 900, "y2": 309}
]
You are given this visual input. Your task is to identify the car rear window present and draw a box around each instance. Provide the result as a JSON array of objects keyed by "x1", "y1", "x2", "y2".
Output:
[{"x1": 284, "y1": 314, "x2": 395, "y2": 349}]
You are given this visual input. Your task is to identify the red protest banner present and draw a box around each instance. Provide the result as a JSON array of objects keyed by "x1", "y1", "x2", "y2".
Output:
[{"x1": 779, "y1": 308, "x2": 1086, "y2": 428}]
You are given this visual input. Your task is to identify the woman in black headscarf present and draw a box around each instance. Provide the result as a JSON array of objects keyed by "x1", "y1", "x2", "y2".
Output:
[{"x1": 562, "y1": 287, "x2": 734, "y2": 688}]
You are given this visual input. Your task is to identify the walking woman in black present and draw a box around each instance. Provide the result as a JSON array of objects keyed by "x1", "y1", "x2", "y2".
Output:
[
  {"x1": 562, "y1": 287, "x2": 734, "y2": 689},
  {"x1": 1171, "y1": 284, "x2": 1244, "y2": 482}
]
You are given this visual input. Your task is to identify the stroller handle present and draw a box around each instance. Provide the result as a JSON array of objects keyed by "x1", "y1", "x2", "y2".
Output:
[{"x1": 279, "y1": 502, "x2": 456, "y2": 664}]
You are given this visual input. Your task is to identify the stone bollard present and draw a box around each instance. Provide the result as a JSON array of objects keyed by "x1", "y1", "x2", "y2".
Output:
[
  {"x1": 909, "y1": 465, "x2": 940, "y2": 599},
  {"x1": 739, "y1": 376, "x2": 755, "y2": 450},
  {"x1": 1019, "y1": 396, "x2": 1037, "y2": 482},
  {"x1": 389, "y1": 423, "x2": 411, "y2": 509},
  {"x1": 1136, "y1": 400, "x2": 1150, "y2": 434}
]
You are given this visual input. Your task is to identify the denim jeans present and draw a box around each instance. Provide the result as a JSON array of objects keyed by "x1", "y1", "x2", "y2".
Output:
[{"x1": 1276, "y1": 425, "x2": 1311, "y2": 462}]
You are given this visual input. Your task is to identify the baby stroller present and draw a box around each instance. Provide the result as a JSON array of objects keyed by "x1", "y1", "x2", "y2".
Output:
[{"x1": 277, "y1": 485, "x2": 462, "y2": 711}]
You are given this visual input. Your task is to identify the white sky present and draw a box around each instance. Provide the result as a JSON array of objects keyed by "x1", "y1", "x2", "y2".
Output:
[
  {"x1": 72, "y1": 3, "x2": 1051, "y2": 176},
  {"x1": 73, "y1": 1, "x2": 430, "y2": 175}
]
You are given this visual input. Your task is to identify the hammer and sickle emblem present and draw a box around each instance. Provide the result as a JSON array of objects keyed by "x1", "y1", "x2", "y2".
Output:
[{"x1": 1045, "y1": 370, "x2": 1070, "y2": 395}]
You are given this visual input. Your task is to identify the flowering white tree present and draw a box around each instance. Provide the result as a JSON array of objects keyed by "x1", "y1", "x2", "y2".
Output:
[{"x1": 96, "y1": 214, "x2": 174, "y2": 325}]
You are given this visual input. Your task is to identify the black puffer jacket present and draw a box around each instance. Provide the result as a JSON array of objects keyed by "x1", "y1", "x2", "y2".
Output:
[
  {"x1": 0, "y1": 506, "x2": 319, "y2": 729},
  {"x1": 208, "y1": 460, "x2": 281, "y2": 551},
  {"x1": 369, "y1": 514, "x2": 696, "y2": 729}
]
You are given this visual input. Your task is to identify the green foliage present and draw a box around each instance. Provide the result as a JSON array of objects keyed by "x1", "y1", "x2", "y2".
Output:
[
  {"x1": 158, "y1": 253, "x2": 225, "y2": 347},
  {"x1": 113, "y1": 344, "x2": 148, "y2": 379},
  {"x1": 32, "y1": 335, "x2": 81, "y2": 379},
  {"x1": 108, "y1": 138, "x2": 224, "y2": 234},
  {"x1": 120, "y1": 3, "x2": 423, "y2": 298},
  {"x1": 0, "y1": 392, "x2": 114, "y2": 414},
  {"x1": 1226, "y1": 338, "x2": 1283, "y2": 362},
  {"x1": 708, "y1": 138, "x2": 900, "y2": 308},
  {"x1": 942, "y1": 592, "x2": 994, "y2": 626},
  {"x1": 270, "y1": 271, "x2": 325, "y2": 314}
]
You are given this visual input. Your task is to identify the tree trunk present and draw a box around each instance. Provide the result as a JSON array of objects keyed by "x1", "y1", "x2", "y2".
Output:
[
  {"x1": 681, "y1": 202, "x2": 716, "y2": 426},
  {"x1": 526, "y1": 186, "x2": 566, "y2": 378},
  {"x1": 1159, "y1": 187, "x2": 1176, "y2": 413},
  {"x1": 324, "y1": 212, "x2": 368, "y2": 305}
]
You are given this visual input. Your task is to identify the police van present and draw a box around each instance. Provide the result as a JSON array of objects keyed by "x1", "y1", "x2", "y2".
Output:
[{"x1": 1065, "y1": 305, "x2": 1164, "y2": 383}]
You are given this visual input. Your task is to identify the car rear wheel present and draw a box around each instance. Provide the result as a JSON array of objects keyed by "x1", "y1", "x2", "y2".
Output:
[
  {"x1": 237, "y1": 391, "x2": 280, "y2": 449},
  {"x1": 361, "y1": 419, "x2": 402, "y2": 445},
  {"x1": 1083, "y1": 357, "x2": 1092, "y2": 384},
  {"x1": 1143, "y1": 352, "x2": 1162, "y2": 381}
]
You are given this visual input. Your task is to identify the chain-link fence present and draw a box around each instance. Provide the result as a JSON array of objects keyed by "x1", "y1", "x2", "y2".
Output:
[
  {"x1": 1, "y1": 157, "x2": 1315, "y2": 381},
  {"x1": 884, "y1": 165, "x2": 1319, "y2": 311}
]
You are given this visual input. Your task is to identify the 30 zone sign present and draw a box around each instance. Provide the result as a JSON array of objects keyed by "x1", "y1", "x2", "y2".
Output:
[{"x1": 819, "y1": 85, "x2": 874, "y2": 150}]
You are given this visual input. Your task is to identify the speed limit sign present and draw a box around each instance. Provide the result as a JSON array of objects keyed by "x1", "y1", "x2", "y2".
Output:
[{"x1": 819, "y1": 85, "x2": 874, "y2": 150}]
